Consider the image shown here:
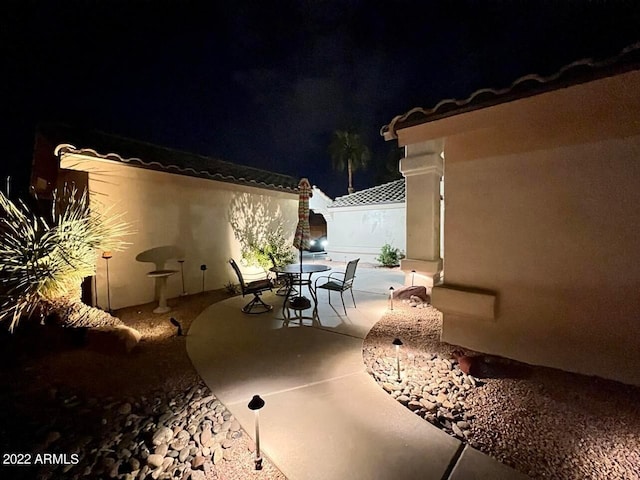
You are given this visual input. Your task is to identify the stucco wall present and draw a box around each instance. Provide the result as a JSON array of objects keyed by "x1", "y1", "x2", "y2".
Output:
[
  {"x1": 401, "y1": 70, "x2": 640, "y2": 385},
  {"x1": 61, "y1": 156, "x2": 297, "y2": 310},
  {"x1": 325, "y1": 203, "x2": 405, "y2": 264}
]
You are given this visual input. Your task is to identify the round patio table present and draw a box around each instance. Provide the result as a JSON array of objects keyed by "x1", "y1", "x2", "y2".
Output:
[{"x1": 269, "y1": 264, "x2": 330, "y2": 319}]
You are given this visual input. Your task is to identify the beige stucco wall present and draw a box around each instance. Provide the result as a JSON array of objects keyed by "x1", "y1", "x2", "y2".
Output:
[
  {"x1": 397, "y1": 69, "x2": 640, "y2": 385},
  {"x1": 325, "y1": 203, "x2": 405, "y2": 264},
  {"x1": 61, "y1": 155, "x2": 298, "y2": 310}
]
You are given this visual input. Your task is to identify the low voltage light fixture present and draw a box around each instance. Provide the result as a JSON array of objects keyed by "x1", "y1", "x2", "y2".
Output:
[
  {"x1": 392, "y1": 338, "x2": 403, "y2": 382},
  {"x1": 178, "y1": 259, "x2": 187, "y2": 296},
  {"x1": 388, "y1": 286, "x2": 395, "y2": 310},
  {"x1": 248, "y1": 395, "x2": 266, "y2": 470},
  {"x1": 411, "y1": 269, "x2": 416, "y2": 286},
  {"x1": 200, "y1": 264, "x2": 207, "y2": 293}
]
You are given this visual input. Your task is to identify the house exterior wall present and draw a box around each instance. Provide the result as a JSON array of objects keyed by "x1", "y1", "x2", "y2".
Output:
[
  {"x1": 396, "y1": 69, "x2": 640, "y2": 385},
  {"x1": 60, "y1": 155, "x2": 298, "y2": 310},
  {"x1": 325, "y1": 203, "x2": 405, "y2": 264}
]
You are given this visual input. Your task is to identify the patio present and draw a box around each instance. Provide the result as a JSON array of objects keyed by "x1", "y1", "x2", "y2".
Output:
[{"x1": 187, "y1": 262, "x2": 528, "y2": 479}]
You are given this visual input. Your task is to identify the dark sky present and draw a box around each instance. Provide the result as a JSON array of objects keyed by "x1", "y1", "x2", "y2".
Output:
[{"x1": 2, "y1": 0, "x2": 639, "y2": 198}]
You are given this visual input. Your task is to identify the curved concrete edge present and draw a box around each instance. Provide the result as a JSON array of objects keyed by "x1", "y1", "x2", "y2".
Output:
[{"x1": 187, "y1": 276, "x2": 531, "y2": 479}]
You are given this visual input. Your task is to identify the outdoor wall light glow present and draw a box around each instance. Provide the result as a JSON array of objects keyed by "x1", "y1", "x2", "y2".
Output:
[
  {"x1": 389, "y1": 286, "x2": 395, "y2": 310},
  {"x1": 102, "y1": 251, "x2": 113, "y2": 312},
  {"x1": 392, "y1": 338, "x2": 403, "y2": 382},
  {"x1": 248, "y1": 395, "x2": 266, "y2": 470}
]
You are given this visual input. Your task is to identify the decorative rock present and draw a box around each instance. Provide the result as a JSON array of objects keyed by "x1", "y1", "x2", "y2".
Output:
[
  {"x1": 147, "y1": 454, "x2": 164, "y2": 468},
  {"x1": 420, "y1": 399, "x2": 437, "y2": 412},
  {"x1": 118, "y1": 402, "x2": 132, "y2": 415},
  {"x1": 229, "y1": 420, "x2": 241, "y2": 432},
  {"x1": 212, "y1": 447, "x2": 224, "y2": 465},
  {"x1": 129, "y1": 458, "x2": 141, "y2": 471},
  {"x1": 221, "y1": 439, "x2": 234, "y2": 449},
  {"x1": 179, "y1": 447, "x2": 190, "y2": 463},
  {"x1": 155, "y1": 444, "x2": 168, "y2": 457},
  {"x1": 190, "y1": 471, "x2": 206, "y2": 480},
  {"x1": 191, "y1": 455, "x2": 205, "y2": 470},
  {"x1": 153, "y1": 427, "x2": 173, "y2": 446}
]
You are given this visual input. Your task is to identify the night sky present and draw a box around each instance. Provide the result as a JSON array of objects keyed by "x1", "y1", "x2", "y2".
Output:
[{"x1": 2, "y1": 0, "x2": 639, "y2": 198}]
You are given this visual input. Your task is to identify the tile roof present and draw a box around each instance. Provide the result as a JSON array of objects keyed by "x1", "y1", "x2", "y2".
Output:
[
  {"x1": 40, "y1": 124, "x2": 299, "y2": 193},
  {"x1": 381, "y1": 42, "x2": 640, "y2": 140},
  {"x1": 330, "y1": 179, "x2": 405, "y2": 208}
]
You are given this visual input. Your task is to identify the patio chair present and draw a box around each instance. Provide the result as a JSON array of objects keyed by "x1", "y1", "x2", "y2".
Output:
[
  {"x1": 229, "y1": 259, "x2": 274, "y2": 314},
  {"x1": 268, "y1": 253, "x2": 298, "y2": 296},
  {"x1": 314, "y1": 258, "x2": 360, "y2": 315}
]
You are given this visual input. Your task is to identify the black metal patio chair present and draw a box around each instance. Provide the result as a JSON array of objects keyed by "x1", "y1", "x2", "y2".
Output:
[
  {"x1": 229, "y1": 259, "x2": 273, "y2": 314},
  {"x1": 314, "y1": 258, "x2": 360, "y2": 315}
]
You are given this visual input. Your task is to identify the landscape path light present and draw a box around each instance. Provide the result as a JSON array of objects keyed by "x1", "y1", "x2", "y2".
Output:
[
  {"x1": 392, "y1": 338, "x2": 403, "y2": 382},
  {"x1": 411, "y1": 269, "x2": 416, "y2": 286},
  {"x1": 389, "y1": 286, "x2": 395, "y2": 310},
  {"x1": 178, "y1": 259, "x2": 187, "y2": 295},
  {"x1": 200, "y1": 264, "x2": 207, "y2": 293},
  {"x1": 248, "y1": 394, "x2": 266, "y2": 470},
  {"x1": 102, "y1": 251, "x2": 113, "y2": 313}
]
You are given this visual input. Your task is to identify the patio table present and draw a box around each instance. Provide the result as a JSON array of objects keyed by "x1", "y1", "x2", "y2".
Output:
[{"x1": 269, "y1": 264, "x2": 330, "y2": 318}]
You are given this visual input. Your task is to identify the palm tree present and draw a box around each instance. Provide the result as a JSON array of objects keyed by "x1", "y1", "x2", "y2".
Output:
[
  {"x1": 329, "y1": 130, "x2": 371, "y2": 194},
  {"x1": 0, "y1": 186, "x2": 133, "y2": 332}
]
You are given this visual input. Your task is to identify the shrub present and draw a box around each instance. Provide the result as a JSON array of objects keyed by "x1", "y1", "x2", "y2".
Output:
[
  {"x1": 376, "y1": 243, "x2": 403, "y2": 267},
  {"x1": 0, "y1": 186, "x2": 132, "y2": 331},
  {"x1": 241, "y1": 226, "x2": 295, "y2": 270}
]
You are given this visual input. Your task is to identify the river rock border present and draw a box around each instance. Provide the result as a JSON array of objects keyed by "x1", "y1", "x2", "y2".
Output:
[{"x1": 31, "y1": 382, "x2": 251, "y2": 480}]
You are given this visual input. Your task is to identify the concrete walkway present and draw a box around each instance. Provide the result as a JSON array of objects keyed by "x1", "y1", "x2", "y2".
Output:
[{"x1": 187, "y1": 265, "x2": 529, "y2": 479}]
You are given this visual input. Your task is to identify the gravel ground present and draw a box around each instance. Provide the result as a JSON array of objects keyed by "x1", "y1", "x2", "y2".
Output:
[
  {"x1": 0, "y1": 289, "x2": 285, "y2": 480},
  {"x1": 363, "y1": 302, "x2": 640, "y2": 480}
]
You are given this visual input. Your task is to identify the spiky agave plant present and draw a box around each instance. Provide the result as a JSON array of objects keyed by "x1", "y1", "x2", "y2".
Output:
[{"x1": 0, "y1": 186, "x2": 131, "y2": 331}]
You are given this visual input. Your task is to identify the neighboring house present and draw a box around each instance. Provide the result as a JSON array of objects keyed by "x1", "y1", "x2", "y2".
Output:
[
  {"x1": 381, "y1": 43, "x2": 640, "y2": 386},
  {"x1": 309, "y1": 180, "x2": 406, "y2": 264},
  {"x1": 31, "y1": 124, "x2": 299, "y2": 310}
]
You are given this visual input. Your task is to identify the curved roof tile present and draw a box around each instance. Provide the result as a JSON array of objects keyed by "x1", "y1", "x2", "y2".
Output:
[
  {"x1": 381, "y1": 42, "x2": 640, "y2": 140},
  {"x1": 330, "y1": 179, "x2": 405, "y2": 208},
  {"x1": 41, "y1": 124, "x2": 299, "y2": 193}
]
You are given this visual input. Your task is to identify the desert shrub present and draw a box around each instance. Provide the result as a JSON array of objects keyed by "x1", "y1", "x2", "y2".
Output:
[
  {"x1": 376, "y1": 243, "x2": 403, "y2": 267},
  {"x1": 0, "y1": 186, "x2": 132, "y2": 331},
  {"x1": 242, "y1": 226, "x2": 295, "y2": 270},
  {"x1": 224, "y1": 281, "x2": 239, "y2": 295}
]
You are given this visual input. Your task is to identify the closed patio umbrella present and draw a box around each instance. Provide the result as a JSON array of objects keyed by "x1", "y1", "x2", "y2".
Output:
[{"x1": 290, "y1": 178, "x2": 312, "y2": 310}]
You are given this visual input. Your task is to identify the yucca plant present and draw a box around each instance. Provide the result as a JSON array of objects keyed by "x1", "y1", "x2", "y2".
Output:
[{"x1": 0, "y1": 186, "x2": 132, "y2": 332}]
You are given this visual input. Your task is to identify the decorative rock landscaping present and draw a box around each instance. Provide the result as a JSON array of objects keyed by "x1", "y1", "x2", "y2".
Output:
[
  {"x1": 365, "y1": 348, "x2": 478, "y2": 441},
  {"x1": 364, "y1": 301, "x2": 640, "y2": 480},
  {"x1": 10, "y1": 382, "x2": 248, "y2": 480}
]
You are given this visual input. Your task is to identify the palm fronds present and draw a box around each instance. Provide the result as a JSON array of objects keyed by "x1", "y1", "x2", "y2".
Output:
[{"x1": 0, "y1": 186, "x2": 132, "y2": 331}]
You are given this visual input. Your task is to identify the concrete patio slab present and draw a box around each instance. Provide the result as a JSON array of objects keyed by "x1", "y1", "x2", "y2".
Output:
[
  {"x1": 228, "y1": 371, "x2": 461, "y2": 480},
  {"x1": 187, "y1": 264, "x2": 530, "y2": 479},
  {"x1": 448, "y1": 446, "x2": 531, "y2": 480}
]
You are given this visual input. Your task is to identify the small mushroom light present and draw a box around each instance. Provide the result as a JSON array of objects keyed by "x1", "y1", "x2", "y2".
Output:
[
  {"x1": 388, "y1": 286, "x2": 395, "y2": 310},
  {"x1": 392, "y1": 338, "x2": 403, "y2": 382},
  {"x1": 248, "y1": 395, "x2": 265, "y2": 470}
]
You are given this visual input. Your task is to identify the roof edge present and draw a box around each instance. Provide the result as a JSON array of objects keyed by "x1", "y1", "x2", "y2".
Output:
[{"x1": 381, "y1": 42, "x2": 640, "y2": 140}]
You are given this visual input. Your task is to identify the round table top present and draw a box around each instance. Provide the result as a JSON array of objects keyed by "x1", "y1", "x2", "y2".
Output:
[
  {"x1": 147, "y1": 269, "x2": 178, "y2": 278},
  {"x1": 270, "y1": 264, "x2": 330, "y2": 274}
]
